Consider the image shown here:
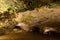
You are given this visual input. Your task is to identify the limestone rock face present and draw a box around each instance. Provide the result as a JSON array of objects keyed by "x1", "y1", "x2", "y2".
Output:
[
  {"x1": 15, "y1": 7, "x2": 60, "y2": 32},
  {"x1": 0, "y1": 0, "x2": 60, "y2": 34}
]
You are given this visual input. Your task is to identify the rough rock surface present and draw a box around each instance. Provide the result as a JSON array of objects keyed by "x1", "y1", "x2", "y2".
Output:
[{"x1": 14, "y1": 7, "x2": 60, "y2": 33}]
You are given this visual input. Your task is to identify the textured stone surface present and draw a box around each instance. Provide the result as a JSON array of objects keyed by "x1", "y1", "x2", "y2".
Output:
[{"x1": 14, "y1": 7, "x2": 60, "y2": 32}]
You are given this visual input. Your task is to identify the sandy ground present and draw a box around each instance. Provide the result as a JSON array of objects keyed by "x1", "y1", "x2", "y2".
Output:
[{"x1": 0, "y1": 32, "x2": 60, "y2": 40}]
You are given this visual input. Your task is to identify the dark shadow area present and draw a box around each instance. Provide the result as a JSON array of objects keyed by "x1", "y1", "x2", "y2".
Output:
[
  {"x1": 14, "y1": 26, "x2": 22, "y2": 30},
  {"x1": 43, "y1": 31, "x2": 60, "y2": 36},
  {"x1": 20, "y1": 0, "x2": 60, "y2": 11},
  {"x1": 31, "y1": 27, "x2": 60, "y2": 37},
  {"x1": 0, "y1": 28, "x2": 5, "y2": 36},
  {"x1": 31, "y1": 27, "x2": 40, "y2": 34}
]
